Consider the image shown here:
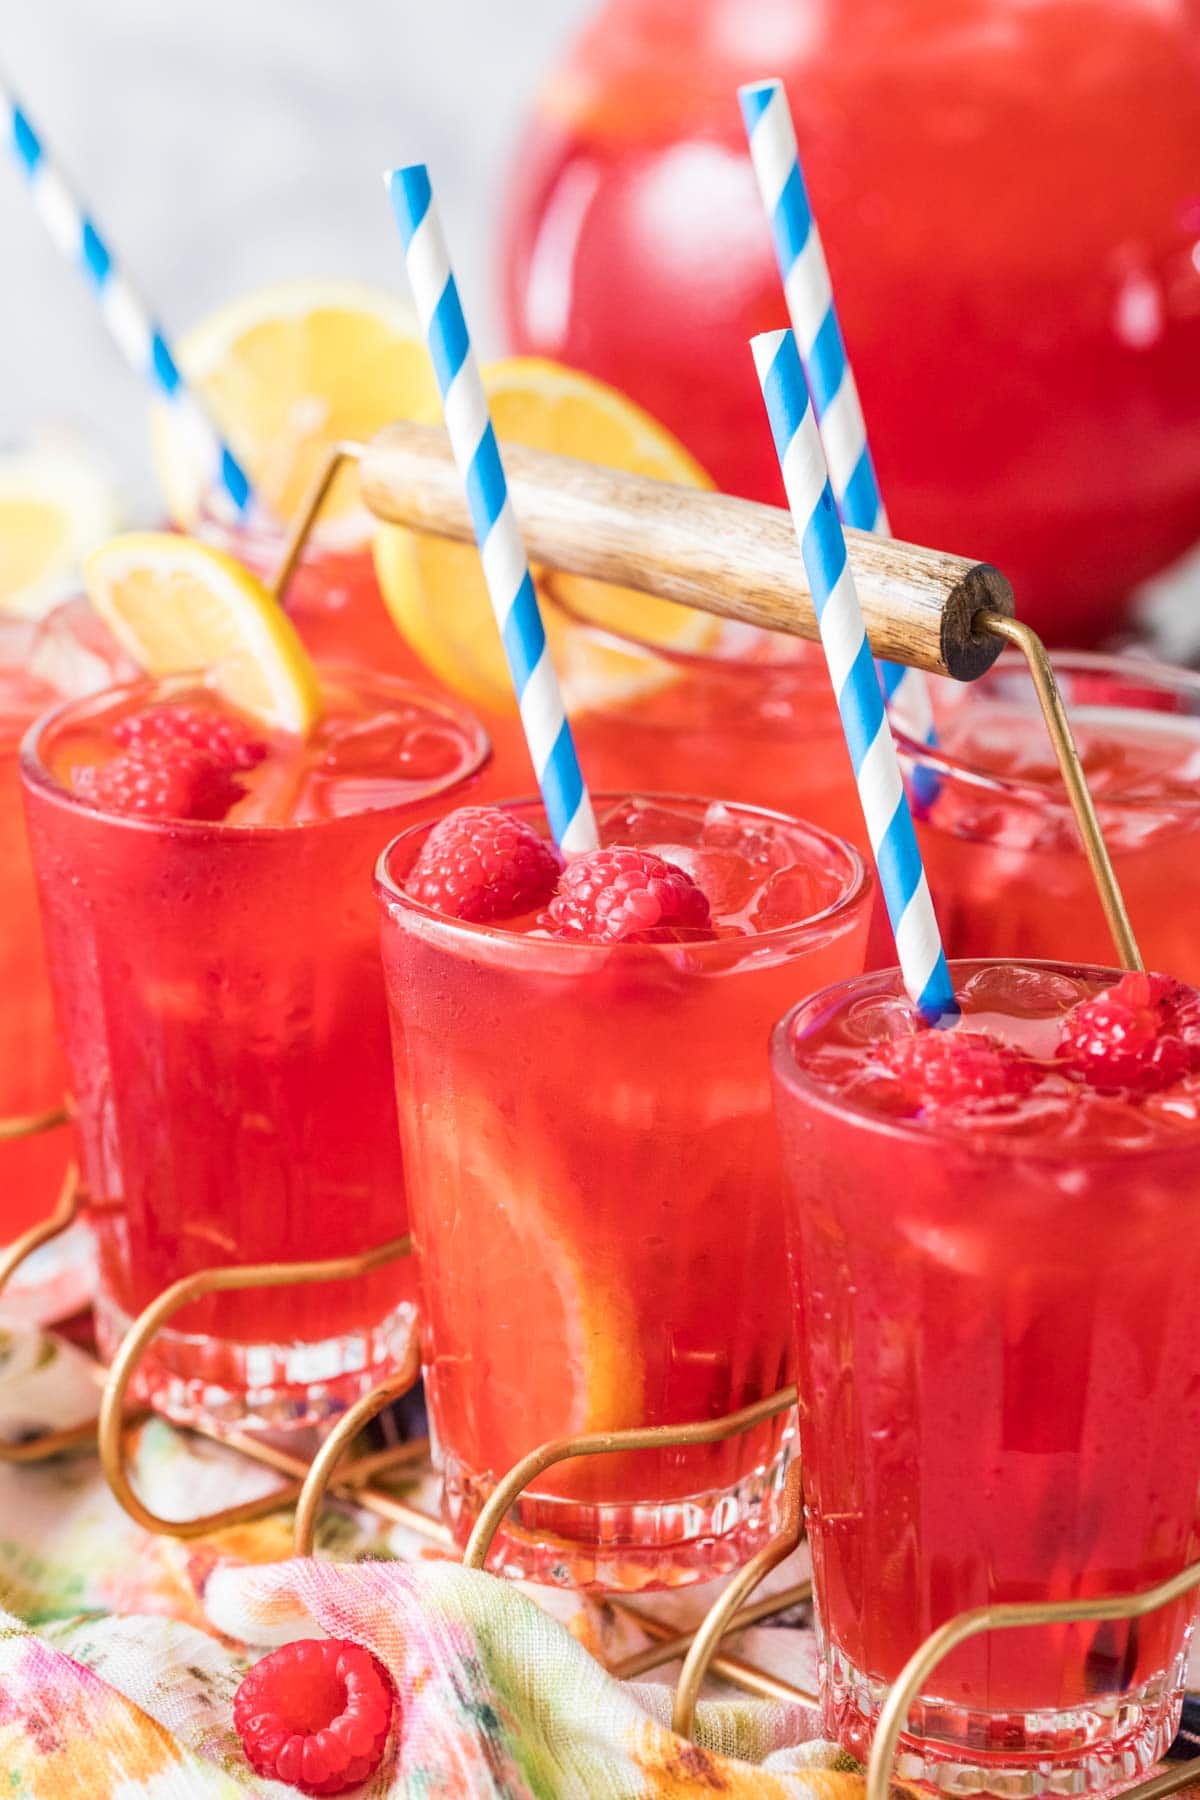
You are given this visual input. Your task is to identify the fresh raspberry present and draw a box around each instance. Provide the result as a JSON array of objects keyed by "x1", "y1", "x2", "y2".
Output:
[
  {"x1": 542, "y1": 846, "x2": 713, "y2": 943},
  {"x1": 876, "y1": 1028, "x2": 1040, "y2": 1114},
  {"x1": 406, "y1": 806, "x2": 562, "y2": 922},
  {"x1": 1058, "y1": 971, "x2": 1200, "y2": 1096},
  {"x1": 74, "y1": 745, "x2": 246, "y2": 822},
  {"x1": 234, "y1": 1638, "x2": 394, "y2": 1796},
  {"x1": 113, "y1": 701, "x2": 267, "y2": 771}
]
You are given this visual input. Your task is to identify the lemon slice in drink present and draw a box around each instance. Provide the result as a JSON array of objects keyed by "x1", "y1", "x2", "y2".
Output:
[
  {"x1": 0, "y1": 444, "x2": 120, "y2": 618},
  {"x1": 150, "y1": 280, "x2": 438, "y2": 534},
  {"x1": 84, "y1": 533, "x2": 321, "y2": 735},
  {"x1": 411, "y1": 1090, "x2": 643, "y2": 1481},
  {"x1": 374, "y1": 358, "x2": 720, "y2": 716}
]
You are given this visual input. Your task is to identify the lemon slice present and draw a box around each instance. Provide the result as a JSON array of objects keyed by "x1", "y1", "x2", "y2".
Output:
[
  {"x1": 84, "y1": 533, "x2": 321, "y2": 735},
  {"x1": 374, "y1": 357, "x2": 721, "y2": 716},
  {"x1": 410, "y1": 1089, "x2": 643, "y2": 1477},
  {"x1": 0, "y1": 443, "x2": 121, "y2": 619},
  {"x1": 149, "y1": 280, "x2": 438, "y2": 536}
]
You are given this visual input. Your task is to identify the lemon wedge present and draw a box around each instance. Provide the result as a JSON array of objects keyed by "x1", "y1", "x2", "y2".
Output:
[
  {"x1": 149, "y1": 280, "x2": 438, "y2": 534},
  {"x1": 408, "y1": 1089, "x2": 643, "y2": 1469},
  {"x1": 374, "y1": 357, "x2": 720, "y2": 716},
  {"x1": 0, "y1": 443, "x2": 120, "y2": 618},
  {"x1": 84, "y1": 533, "x2": 321, "y2": 736}
]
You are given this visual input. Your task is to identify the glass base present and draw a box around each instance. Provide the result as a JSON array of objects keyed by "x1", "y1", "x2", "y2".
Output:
[
  {"x1": 441, "y1": 1440, "x2": 793, "y2": 1593},
  {"x1": 824, "y1": 1641, "x2": 1190, "y2": 1798},
  {"x1": 94, "y1": 1292, "x2": 418, "y2": 1435}
]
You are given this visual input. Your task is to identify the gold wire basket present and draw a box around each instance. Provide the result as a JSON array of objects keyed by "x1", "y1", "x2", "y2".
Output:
[{"x1": 3, "y1": 428, "x2": 1191, "y2": 1799}]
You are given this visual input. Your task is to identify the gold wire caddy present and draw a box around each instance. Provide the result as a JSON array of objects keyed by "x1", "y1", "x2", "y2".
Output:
[{"x1": 3, "y1": 427, "x2": 1193, "y2": 1799}]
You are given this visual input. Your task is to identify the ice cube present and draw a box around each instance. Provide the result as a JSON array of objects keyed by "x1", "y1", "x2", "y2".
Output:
[
  {"x1": 321, "y1": 711, "x2": 465, "y2": 782},
  {"x1": 960, "y1": 964, "x2": 1088, "y2": 1017},
  {"x1": 701, "y1": 802, "x2": 802, "y2": 878},
  {"x1": 751, "y1": 863, "x2": 842, "y2": 931},
  {"x1": 597, "y1": 797, "x2": 702, "y2": 847},
  {"x1": 652, "y1": 843, "x2": 760, "y2": 918},
  {"x1": 29, "y1": 596, "x2": 133, "y2": 699},
  {"x1": 842, "y1": 994, "x2": 921, "y2": 1045}
]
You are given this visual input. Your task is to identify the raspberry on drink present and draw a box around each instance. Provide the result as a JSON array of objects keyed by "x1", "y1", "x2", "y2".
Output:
[
  {"x1": 542, "y1": 845, "x2": 714, "y2": 943},
  {"x1": 73, "y1": 743, "x2": 246, "y2": 822},
  {"x1": 1057, "y1": 971, "x2": 1200, "y2": 1096},
  {"x1": 233, "y1": 1638, "x2": 394, "y2": 1796},
  {"x1": 113, "y1": 700, "x2": 268, "y2": 771},
  {"x1": 406, "y1": 805, "x2": 563, "y2": 922},
  {"x1": 874, "y1": 1027, "x2": 1040, "y2": 1116}
]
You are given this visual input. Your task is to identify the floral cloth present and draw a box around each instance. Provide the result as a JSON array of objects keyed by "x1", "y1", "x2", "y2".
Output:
[{"x1": 0, "y1": 1326, "x2": 857, "y2": 1798}]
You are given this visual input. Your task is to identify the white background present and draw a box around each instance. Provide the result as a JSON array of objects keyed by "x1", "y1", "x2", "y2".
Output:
[{"x1": 0, "y1": 0, "x2": 595, "y2": 507}]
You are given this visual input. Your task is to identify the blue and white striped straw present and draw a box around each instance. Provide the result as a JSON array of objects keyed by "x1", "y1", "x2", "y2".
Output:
[
  {"x1": 739, "y1": 79, "x2": 937, "y2": 769},
  {"x1": 3, "y1": 79, "x2": 253, "y2": 517},
  {"x1": 385, "y1": 163, "x2": 597, "y2": 855},
  {"x1": 752, "y1": 329, "x2": 955, "y2": 1024}
]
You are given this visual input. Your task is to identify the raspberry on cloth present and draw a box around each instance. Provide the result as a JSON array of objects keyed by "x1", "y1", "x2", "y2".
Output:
[{"x1": 0, "y1": 1353, "x2": 839, "y2": 1796}]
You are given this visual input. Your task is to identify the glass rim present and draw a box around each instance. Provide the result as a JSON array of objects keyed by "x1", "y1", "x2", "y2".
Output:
[
  {"x1": 892, "y1": 648, "x2": 1200, "y2": 812},
  {"x1": 0, "y1": 619, "x2": 61, "y2": 755},
  {"x1": 375, "y1": 791, "x2": 873, "y2": 966},
  {"x1": 195, "y1": 491, "x2": 373, "y2": 561},
  {"x1": 770, "y1": 955, "x2": 1200, "y2": 1163},
  {"x1": 19, "y1": 663, "x2": 492, "y2": 840}
]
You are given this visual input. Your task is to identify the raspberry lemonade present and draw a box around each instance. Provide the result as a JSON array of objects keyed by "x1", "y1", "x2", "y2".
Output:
[
  {"x1": 0, "y1": 604, "x2": 130, "y2": 1324},
  {"x1": 376, "y1": 794, "x2": 871, "y2": 1590},
  {"x1": 199, "y1": 506, "x2": 432, "y2": 687},
  {"x1": 562, "y1": 620, "x2": 864, "y2": 853},
  {"x1": 773, "y1": 960, "x2": 1200, "y2": 1794},
  {"x1": 0, "y1": 629, "x2": 69, "y2": 1232},
  {"x1": 21, "y1": 539, "x2": 490, "y2": 1431},
  {"x1": 897, "y1": 654, "x2": 1200, "y2": 980}
]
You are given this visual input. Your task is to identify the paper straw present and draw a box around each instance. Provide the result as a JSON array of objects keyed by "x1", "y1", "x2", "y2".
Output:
[
  {"x1": 3, "y1": 78, "x2": 253, "y2": 517},
  {"x1": 739, "y1": 78, "x2": 937, "y2": 764},
  {"x1": 752, "y1": 328, "x2": 955, "y2": 1024},
  {"x1": 385, "y1": 163, "x2": 597, "y2": 855}
]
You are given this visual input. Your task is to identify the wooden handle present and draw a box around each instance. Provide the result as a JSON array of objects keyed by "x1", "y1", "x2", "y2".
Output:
[{"x1": 359, "y1": 422, "x2": 1013, "y2": 682}]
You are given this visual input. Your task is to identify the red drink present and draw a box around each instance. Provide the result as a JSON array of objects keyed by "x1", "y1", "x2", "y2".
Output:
[
  {"x1": 899, "y1": 655, "x2": 1200, "y2": 980},
  {"x1": 197, "y1": 507, "x2": 430, "y2": 686},
  {"x1": 772, "y1": 960, "x2": 1200, "y2": 1793},
  {"x1": 0, "y1": 605, "x2": 129, "y2": 1324},
  {"x1": 564, "y1": 619, "x2": 865, "y2": 854},
  {"x1": 22, "y1": 669, "x2": 489, "y2": 1431},
  {"x1": 0, "y1": 629, "x2": 68, "y2": 1231},
  {"x1": 502, "y1": 0, "x2": 1200, "y2": 642},
  {"x1": 377, "y1": 795, "x2": 871, "y2": 1590},
  {"x1": 199, "y1": 507, "x2": 538, "y2": 805}
]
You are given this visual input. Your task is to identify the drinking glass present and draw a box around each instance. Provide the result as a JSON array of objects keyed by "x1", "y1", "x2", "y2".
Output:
[
  {"x1": 22, "y1": 667, "x2": 490, "y2": 1431},
  {"x1": 772, "y1": 958, "x2": 1200, "y2": 1794},
  {"x1": 896, "y1": 654, "x2": 1200, "y2": 980},
  {"x1": 377, "y1": 793, "x2": 871, "y2": 1590}
]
